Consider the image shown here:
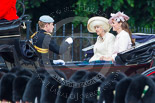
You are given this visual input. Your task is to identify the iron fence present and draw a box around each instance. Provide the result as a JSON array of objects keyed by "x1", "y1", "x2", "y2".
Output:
[{"x1": 51, "y1": 24, "x2": 96, "y2": 61}]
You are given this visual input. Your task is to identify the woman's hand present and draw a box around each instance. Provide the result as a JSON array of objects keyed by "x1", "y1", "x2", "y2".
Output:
[
  {"x1": 100, "y1": 56, "x2": 105, "y2": 60},
  {"x1": 100, "y1": 56, "x2": 113, "y2": 61}
]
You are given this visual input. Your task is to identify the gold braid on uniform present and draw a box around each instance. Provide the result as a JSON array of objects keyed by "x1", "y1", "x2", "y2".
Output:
[{"x1": 30, "y1": 32, "x2": 52, "y2": 53}]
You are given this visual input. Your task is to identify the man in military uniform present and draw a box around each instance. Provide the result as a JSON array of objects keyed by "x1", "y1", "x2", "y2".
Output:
[{"x1": 31, "y1": 15, "x2": 73, "y2": 65}]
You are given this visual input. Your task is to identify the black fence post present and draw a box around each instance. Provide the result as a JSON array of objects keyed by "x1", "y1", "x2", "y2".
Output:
[
  {"x1": 36, "y1": 23, "x2": 39, "y2": 32},
  {"x1": 62, "y1": 24, "x2": 65, "y2": 60},
  {"x1": 54, "y1": 24, "x2": 57, "y2": 36},
  {"x1": 141, "y1": 27, "x2": 143, "y2": 33},
  {"x1": 26, "y1": 20, "x2": 32, "y2": 40},
  {"x1": 71, "y1": 24, "x2": 74, "y2": 61},
  {"x1": 54, "y1": 24, "x2": 57, "y2": 59},
  {"x1": 80, "y1": 24, "x2": 83, "y2": 61},
  {"x1": 138, "y1": 27, "x2": 140, "y2": 32}
]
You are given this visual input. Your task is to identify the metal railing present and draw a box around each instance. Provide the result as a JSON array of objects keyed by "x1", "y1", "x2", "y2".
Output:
[
  {"x1": 51, "y1": 24, "x2": 96, "y2": 61},
  {"x1": 131, "y1": 27, "x2": 154, "y2": 34}
]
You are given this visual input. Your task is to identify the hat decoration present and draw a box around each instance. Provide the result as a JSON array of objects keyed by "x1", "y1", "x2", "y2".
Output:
[{"x1": 109, "y1": 12, "x2": 129, "y2": 24}]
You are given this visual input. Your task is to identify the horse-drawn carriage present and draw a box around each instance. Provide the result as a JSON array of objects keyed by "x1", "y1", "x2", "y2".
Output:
[{"x1": 0, "y1": 1, "x2": 155, "y2": 78}]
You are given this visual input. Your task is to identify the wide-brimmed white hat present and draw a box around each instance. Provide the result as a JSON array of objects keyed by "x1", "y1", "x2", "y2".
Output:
[{"x1": 87, "y1": 16, "x2": 111, "y2": 33}]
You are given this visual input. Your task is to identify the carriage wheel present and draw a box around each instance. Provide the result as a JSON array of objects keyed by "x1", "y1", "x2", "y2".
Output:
[{"x1": 141, "y1": 66, "x2": 155, "y2": 76}]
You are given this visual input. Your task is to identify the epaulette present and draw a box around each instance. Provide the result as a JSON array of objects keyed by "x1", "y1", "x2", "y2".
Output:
[{"x1": 31, "y1": 32, "x2": 38, "y2": 39}]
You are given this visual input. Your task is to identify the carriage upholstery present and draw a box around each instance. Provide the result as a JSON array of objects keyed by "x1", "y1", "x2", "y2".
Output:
[{"x1": 132, "y1": 33, "x2": 155, "y2": 43}]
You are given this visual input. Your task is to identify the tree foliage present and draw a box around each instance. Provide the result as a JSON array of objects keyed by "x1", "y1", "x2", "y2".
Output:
[
  {"x1": 16, "y1": 0, "x2": 155, "y2": 30},
  {"x1": 73, "y1": 0, "x2": 155, "y2": 29},
  {"x1": 16, "y1": 0, "x2": 47, "y2": 22},
  {"x1": 17, "y1": 0, "x2": 77, "y2": 30}
]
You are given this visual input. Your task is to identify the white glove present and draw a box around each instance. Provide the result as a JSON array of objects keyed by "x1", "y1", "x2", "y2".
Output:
[
  {"x1": 65, "y1": 37, "x2": 73, "y2": 44},
  {"x1": 53, "y1": 59, "x2": 65, "y2": 65}
]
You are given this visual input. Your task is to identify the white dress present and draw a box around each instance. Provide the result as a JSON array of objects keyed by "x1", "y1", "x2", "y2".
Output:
[
  {"x1": 112, "y1": 30, "x2": 132, "y2": 60},
  {"x1": 89, "y1": 32, "x2": 115, "y2": 62}
]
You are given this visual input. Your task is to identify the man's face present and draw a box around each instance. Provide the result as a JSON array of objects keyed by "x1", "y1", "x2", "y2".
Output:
[{"x1": 46, "y1": 23, "x2": 54, "y2": 33}]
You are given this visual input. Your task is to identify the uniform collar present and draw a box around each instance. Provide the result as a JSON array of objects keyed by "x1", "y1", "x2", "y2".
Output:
[
  {"x1": 39, "y1": 29, "x2": 52, "y2": 36},
  {"x1": 39, "y1": 29, "x2": 47, "y2": 33}
]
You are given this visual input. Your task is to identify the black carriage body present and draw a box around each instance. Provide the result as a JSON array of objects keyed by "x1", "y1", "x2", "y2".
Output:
[
  {"x1": 0, "y1": 19, "x2": 21, "y2": 38},
  {"x1": 0, "y1": 19, "x2": 22, "y2": 66},
  {"x1": 43, "y1": 60, "x2": 152, "y2": 79},
  {"x1": 0, "y1": 0, "x2": 37, "y2": 68}
]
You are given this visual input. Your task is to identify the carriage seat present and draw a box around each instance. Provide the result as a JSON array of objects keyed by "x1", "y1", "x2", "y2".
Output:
[
  {"x1": 82, "y1": 45, "x2": 94, "y2": 60},
  {"x1": 132, "y1": 33, "x2": 155, "y2": 44}
]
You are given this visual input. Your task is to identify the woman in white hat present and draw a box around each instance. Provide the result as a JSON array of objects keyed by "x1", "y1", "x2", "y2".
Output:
[
  {"x1": 87, "y1": 16, "x2": 115, "y2": 62},
  {"x1": 100, "y1": 12, "x2": 135, "y2": 62}
]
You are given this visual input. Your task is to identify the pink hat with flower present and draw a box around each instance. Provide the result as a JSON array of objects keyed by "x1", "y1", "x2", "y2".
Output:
[{"x1": 109, "y1": 12, "x2": 129, "y2": 24}]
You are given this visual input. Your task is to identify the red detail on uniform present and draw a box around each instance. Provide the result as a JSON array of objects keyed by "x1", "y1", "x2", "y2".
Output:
[{"x1": 0, "y1": 0, "x2": 19, "y2": 20}]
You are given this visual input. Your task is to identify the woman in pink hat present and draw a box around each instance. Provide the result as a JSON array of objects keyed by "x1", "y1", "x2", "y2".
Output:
[{"x1": 100, "y1": 12, "x2": 135, "y2": 62}]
